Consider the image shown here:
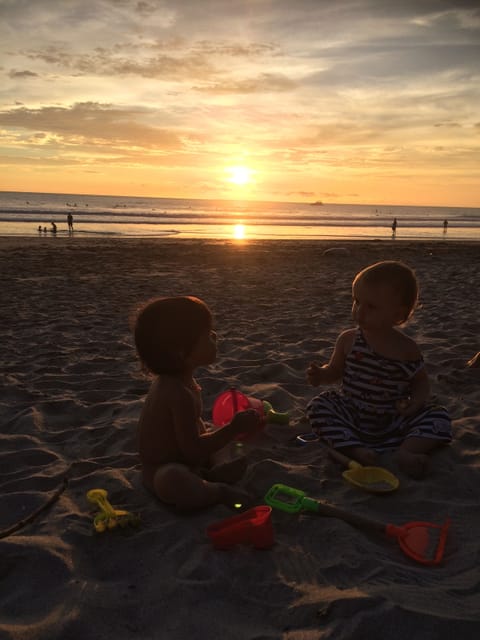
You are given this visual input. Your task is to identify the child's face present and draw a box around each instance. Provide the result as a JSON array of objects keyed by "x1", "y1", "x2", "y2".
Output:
[
  {"x1": 188, "y1": 329, "x2": 217, "y2": 367},
  {"x1": 352, "y1": 278, "x2": 407, "y2": 332}
]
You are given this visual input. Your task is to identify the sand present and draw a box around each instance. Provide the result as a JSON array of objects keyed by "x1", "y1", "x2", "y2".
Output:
[{"x1": 0, "y1": 237, "x2": 479, "y2": 639}]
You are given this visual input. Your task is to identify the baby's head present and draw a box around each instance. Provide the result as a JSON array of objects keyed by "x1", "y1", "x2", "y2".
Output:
[
  {"x1": 352, "y1": 261, "x2": 418, "y2": 327},
  {"x1": 134, "y1": 296, "x2": 213, "y2": 375}
]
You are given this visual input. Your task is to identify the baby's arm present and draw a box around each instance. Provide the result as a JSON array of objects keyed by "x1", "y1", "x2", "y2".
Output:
[
  {"x1": 173, "y1": 389, "x2": 259, "y2": 465},
  {"x1": 397, "y1": 366, "x2": 430, "y2": 416},
  {"x1": 306, "y1": 329, "x2": 353, "y2": 386}
]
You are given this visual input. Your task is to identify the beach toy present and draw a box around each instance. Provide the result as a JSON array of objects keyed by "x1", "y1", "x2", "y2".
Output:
[
  {"x1": 296, "y1": 432, "x2": 320, "y2": 444},
  {"x1": 326, "y1": 445, "x2": 399, "y2": 494},
  {"x1": 212, "y1": 389, "x2": 289, "y2": 439},
  {"x1": 295, "y1": 434, "x2": 399, "y2": 493},
  {"x1": 265, "y1": 483, "x2": 450, "y2": 566},
  {"x1": 207, "y1": 506, "x2": 274, "y2": 550},
  {"x1": 86, "y1": 489, "x2": 140, "y2": 533}
]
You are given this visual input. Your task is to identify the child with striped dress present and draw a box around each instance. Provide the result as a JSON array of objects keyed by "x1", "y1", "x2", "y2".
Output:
[{"x1": 306, "y1": 260, "x2": 451, "y2": 478}]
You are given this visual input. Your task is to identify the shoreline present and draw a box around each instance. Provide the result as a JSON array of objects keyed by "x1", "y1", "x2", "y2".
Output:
[{"x1": 1, "y1": 235, "x2": 480, "y2": 248}]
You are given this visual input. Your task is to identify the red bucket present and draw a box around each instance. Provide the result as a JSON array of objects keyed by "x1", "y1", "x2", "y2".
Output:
[{"x1": 207, "y1": 506, "x2": 274, "y2": 550}]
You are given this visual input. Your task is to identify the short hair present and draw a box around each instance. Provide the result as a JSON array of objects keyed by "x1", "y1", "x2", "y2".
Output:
[
  {"x1": 353, "y1": 260, "x2": 418, "y2": 321},
  {"x1": 134, "y1": 296, "x2": 212, "y2": 375}
]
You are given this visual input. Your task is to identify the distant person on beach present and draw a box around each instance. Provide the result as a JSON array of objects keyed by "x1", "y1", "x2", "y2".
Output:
[
  {"x1": 305, "y1": 260, "x2": 452, "y2": 478},
  {"x1": 443, "y1": 219, "x2": 448, "y2": 233},
  {"x1": 50, "y1": 221, "x2": 57, "y2": 234},
  {"x1": 67, "y1": 212, "x2": 74, "y2": 233},
  {"x1": 391, "y1": 217, "x2": 397, "y2": 236},
  {"x1": 133, "y1": 296, "x2": 260, "y2": 511}
]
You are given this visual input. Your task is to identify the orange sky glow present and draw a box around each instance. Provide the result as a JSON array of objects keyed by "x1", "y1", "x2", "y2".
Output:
[{"x1": 1, "y1": 1, "x2": 479, "y2": 206}]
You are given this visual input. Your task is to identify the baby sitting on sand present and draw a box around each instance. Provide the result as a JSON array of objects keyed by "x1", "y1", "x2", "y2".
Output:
[
  {"x1": 133, "y1": 295, "x2": 260, "y2": 511},
  {"x1": 305, "y1": 260, "x2": 452, "y2": 478}
]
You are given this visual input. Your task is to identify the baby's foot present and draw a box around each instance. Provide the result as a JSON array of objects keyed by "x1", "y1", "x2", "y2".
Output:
[
  {"x1": 345, "y1": 446, "x2": 378, "y2": 467},
  {"x1": 218, "y1": 484, "x2": 253, "y2": 511},
  {"x1": 397, "y1": 449, "x2": 429, "y2": 479}
]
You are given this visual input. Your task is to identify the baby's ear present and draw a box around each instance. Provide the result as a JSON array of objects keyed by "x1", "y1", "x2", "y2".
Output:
[
  {"x1": 155, "y1": 349, "x2": 185, "y2": 372},
  {"x1": 395, "y1": 306, "x2": 410, "y2": 325}
]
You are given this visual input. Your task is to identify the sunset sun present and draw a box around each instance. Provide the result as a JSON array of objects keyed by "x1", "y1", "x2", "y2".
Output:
[{"x1": 227, "y1": 166, "x2": 252, "y2": 186}]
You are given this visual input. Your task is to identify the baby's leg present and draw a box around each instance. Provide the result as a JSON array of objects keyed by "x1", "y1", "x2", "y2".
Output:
[
  {"x1": 341, "y1": 446, "x2": 378, "y2": 466},
  {"x1": 396, "y1": 437, "x2": 440, "y2": 479},
  {"x1": 152, "y1": 463, "x2": 252, "y2": 511},
  {"x1": 208, "y1": 443, "x2": 248, "y2": 483},
  {"x1": 396, "y1": 405, "x2": 452, "y2": 479},
  {"x1": 307, "y1": 391, "x2": 374, "y2": 462},
  {"x1": 206, "y1": 457, "x2": 248, "y2": 484}
]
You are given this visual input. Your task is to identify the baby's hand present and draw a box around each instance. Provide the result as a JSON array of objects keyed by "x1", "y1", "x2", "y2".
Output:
[
  {"x1": 231, "y1": 409, "x2": 262, "y2": 437},
  {"x1": 396, "y1": 396, "x2": 417, "y2": 416},
  {"x1": 306, "y1": 362, "x2": 323, "y2": 387}
]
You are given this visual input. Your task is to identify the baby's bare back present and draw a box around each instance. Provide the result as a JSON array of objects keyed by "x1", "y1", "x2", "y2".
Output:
[{"x1": 137, "y1": 376, "x2": 204, "y2": 486}]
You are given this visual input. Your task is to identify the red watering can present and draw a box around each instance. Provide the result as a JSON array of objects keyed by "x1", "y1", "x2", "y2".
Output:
[{"x1": 212, "y1": 389, "x2": 289, "y2": 439}]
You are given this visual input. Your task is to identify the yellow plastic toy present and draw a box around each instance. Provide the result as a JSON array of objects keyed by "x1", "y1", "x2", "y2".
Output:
[{"x1": 86, "y1": 488, "x2": 140, "y2": 533}]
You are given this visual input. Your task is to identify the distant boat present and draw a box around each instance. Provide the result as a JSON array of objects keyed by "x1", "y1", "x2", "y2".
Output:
[{"x1": 310, "y1": 200, "x2": 323, "y2": 206}]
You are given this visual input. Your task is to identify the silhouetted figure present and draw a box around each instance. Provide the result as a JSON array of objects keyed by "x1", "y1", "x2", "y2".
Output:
[
  {"x1": 67, "y1": 212, "x2": 74, "y2": 233},
  {"x1": 443, "y1": 219, "x2": 448, "y2": 234},
  {"x1": 38, "y1": 225, "x2": 42, "y2": 234},
  {"x1": 51, "y1": 221, "x2": 57, "y2": 235},
  {"x1": 391, "y1": 217, "x2": 397, "y2": 237}
]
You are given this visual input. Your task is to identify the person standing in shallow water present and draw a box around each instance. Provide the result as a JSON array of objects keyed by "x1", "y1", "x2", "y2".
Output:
[
  {"x1": 443, "y1": 219, "x2": 448, "y2": 234},
  {"x1": 67, "y1": 212, "x2": 74, "y2": 233},
  {"x1": 391, "y1": 217, "x2": 398, "y2": 236}
]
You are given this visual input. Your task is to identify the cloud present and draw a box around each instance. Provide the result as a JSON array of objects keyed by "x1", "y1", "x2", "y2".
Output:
[
  {"x1": 191, "y1": 41, "x2": 279, "y2": 58},
  {"x1": 0, "y1": 102, "x2": 184, "y2": 149},
  {"x1": 434, "y1": 121, "x2": 462, "y2": 128},
  {"x1": 21, "y1": 45, "x2": 219, "y2": 80},
  {"x1": 134, "y1": 1, "x2": 158, "y2": 17},
  {"x1": 8, "y1": 70, "x2": 38, "y2": 78},
  {"x1": 17, "y1": 37, "x2": 281, "y2": 84},
  {"x1": 194, "y1": 72, "x2": 296, "y2": 94},
  {"x1": 287, "y1": 190, "x2": 316, "y2": 198}
]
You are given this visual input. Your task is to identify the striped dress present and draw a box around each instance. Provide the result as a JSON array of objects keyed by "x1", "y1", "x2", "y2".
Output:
[{"x1": 306, "y1": 329, "x2": 452, "y2": 451}]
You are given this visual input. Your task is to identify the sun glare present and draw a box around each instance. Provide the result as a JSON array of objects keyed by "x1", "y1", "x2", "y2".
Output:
[
  {"x1": 227, "y1": 166, "x2": 252, "y2": 185},
  {"x1": 233, "y1": 223, "x2": 245, "y2": 240}
]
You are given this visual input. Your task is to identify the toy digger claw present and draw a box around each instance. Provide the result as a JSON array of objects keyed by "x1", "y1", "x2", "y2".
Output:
[{"x1": 86, "y1": 488, "x2": 140, "y2": 533}]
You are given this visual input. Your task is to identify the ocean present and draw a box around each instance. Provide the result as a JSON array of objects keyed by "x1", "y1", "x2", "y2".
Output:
[{"x1": 0, "y1": 190, "x2": 479, "y2": 241}]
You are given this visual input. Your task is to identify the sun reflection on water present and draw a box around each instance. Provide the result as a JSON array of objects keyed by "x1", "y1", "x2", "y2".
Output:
[{"x1": 233, "y1": 223, "x2": 246, "y2": 240}]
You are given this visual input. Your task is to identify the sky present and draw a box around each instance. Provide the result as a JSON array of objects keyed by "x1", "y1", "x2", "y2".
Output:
[{"x1": 1, "y1": 0, "x2": 479, "y2": 206}]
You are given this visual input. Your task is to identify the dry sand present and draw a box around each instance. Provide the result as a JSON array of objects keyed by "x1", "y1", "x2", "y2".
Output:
[{"x1": 0, "y1": 237, "x2": 479, "y2": 639}]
